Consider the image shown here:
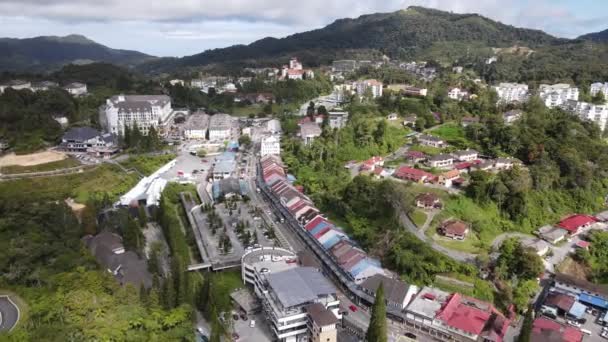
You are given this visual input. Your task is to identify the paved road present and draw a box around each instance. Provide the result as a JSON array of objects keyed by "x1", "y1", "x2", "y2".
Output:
[
  {"x1": 490, "y1": 232, "x2": 536, "y2": 250},
  {"x1": 0, "y1": 296, "x2": 19, "y2": 332}
]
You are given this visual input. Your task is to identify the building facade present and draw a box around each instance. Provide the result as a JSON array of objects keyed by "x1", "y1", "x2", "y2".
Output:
[
  {"x1": 261, "y1": 135, "x2": 281, "y2": 156},
  {"x1": 493, "y1": 83, "x2": 529, "y2": 104},
  {"x1": 354, "y1": 79, "x2": 383, "y2": 98},
  {"x1": 590, "y1": 82, "x2": 608, "y2": 100},
  {"x1": 208, "y1": 113, "x2": 233, "y2": 141},
  {"x1": 539, "y1": 84, "x2": 579, "y2": 108},
  {"x1": 99, "y1": 95, "x2": 173, "y2": 136}
]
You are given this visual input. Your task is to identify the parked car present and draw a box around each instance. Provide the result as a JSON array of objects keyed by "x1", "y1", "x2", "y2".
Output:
[
  {"x1": 249, "y1": 320, "x2": 256, "y2": 328},
  {"x1": 232, "y1": 314, "x2": 239, "y2": 321},
  {"x1": 349, "y1": 305, "x2": 358, "y2": 312},
  {"x1": 567, "y1": 320, "x2": 581, "y2": 328}
]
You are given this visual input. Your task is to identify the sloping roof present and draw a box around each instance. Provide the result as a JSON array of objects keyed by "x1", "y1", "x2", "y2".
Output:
[
  {"x1": 544, "y1": 292, "x2": 575, "y2": 312},
  {"x1": 300, "y1": 122, "x2": 322, "y2": 137},
  {"x1": 555, "y1": 273, "x2": 608, "y2": 298},
  {"x1": 63, "y1": 126, "x2": 101, "y2": 142},
  {"x1": 266, "y1": 267, "x2": 336, "y2": 308},
  {"x1": 557, "y1": 215, "x2": 597, "y2": 232},
  {"x1": 416, "y1": 193, "x2": 440, "y2": 205},
  {"x1": 441, "y1": 220, "x2": 469, "y2": 236},
  {"x1": 532, "y1": 317, "x2": 583, "y2": 342},
  {"x1": 360, "y1": 274, "x2": 410, "y2": 305},
  {"x1": 435, "y1": 293, "x2": 491, "y2": 336},
  {"x1": 429, "y1": 154, "x2": 453, "y2": 162},
  {"x1": 307, "y1": 303, "x2": 338, "y2": 326}
]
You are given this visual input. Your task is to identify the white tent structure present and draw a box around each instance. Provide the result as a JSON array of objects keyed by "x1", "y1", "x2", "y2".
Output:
[{"x1": 120, "y1": 159, "x2": 176, "y2": 207}]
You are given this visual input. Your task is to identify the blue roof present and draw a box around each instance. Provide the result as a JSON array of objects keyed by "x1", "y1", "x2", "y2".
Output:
[
  {"x1": 568, "y1": 301, "x2": 587, "y2": 319},
  {"x1": 215, "y1": 151, "x2": 236, "y2": 161},
  {"x1": 578, "y1": 293, "x2": 608, "y2": 309},
  {"x1": 287, "y1": 174, "x2": 296, "y2": 183},
  {"x1": 322, "y1": 235, "x2": 344, "y2": 249},
  {"x1": 349, "y1": 259, "x2": 374, "y2": 276},
  {"x1": 310, "y1": 222, "x2": 333, "y2": 236},
  {"x1": 228, "y1": 141, "x2": 239, "y2": 149}
]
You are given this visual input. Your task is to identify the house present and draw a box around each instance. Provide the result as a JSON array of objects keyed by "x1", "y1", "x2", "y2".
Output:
[
  {"x1": 169, "y1": 79, "x2": 184, "y2": 86},
  {"x1": 427, "y1": 154, "x2": 454, "y2": 169},
  {"x1": 53, "y1": 116, "x2": 69, "y2": 128},
  {"x1": 452, "y1": 149, "x2": 478, "y2": 162},
  {"x1": 553, "y1": 273, "x2": 608, "y2": 305},
  {"x1": 403, "y1": 115, "x2": 418, "y2": 127},
  {"x1": 64, "y1": 82, "x2": 88, "y2": 96},
  {"x1": 447, "y1": 87, "x2": 469, "y2": 101},
  {"x1": 439, "y1": 220, "x2": 469, "y2": 240},
  {"x1": 531, "y1": 317, "x2": 583, "y2": 342},
  {"x1": 267, "y1": 119, "x2": 282, "y2": 134},
  {"x1": 182, "y1": 112, "x2": 209, "y2": 139},
  {"x1": 574, "y1": 240, "x2": 590, "y2": 250},
  {"x1": 415, "y1": 193, "x2": 442, "y2": 210},
  {"x1": 494, "y1": 158, "x2": 518, "y2": 170},
  {"x1": 208, "y1": 113, "x2": 233, "y2": 141},
  {"x1": 300, "y1": 122, "x2": 322, "y2": 145},
  {"x1": 280, "y1": 57, "x2": 314, "y2": 80},
  {"x1": 307, "y1": 303, "x2": 338, "y2": 342},
  {"x1": 328, "y1": 110, "x2": 349, "y2": 129},
  {"x1": 539, "y1": 84, "x2": 579, "y2": 108},
  {"x1": 452, "y1": 66, "x2": 464, "y2": 74},
  {"x1": 537, "y1": 225, "x2": 568, "y2": 244},
  {"x1": 460, "y1": 116, "x2": 480, "y2": 127},
  {"x1": 353, "y1": 79, "x2": 383, "y2": 98},
  {"x1": 567, "y1": 101, "x2": 608, "y2": 131},
  {"x1": 493, "y1": 82, "x2": 529, "y2": 104},
  {"x1": 0, "y1": 80, "x2": 31, "y2": 93},
  {"x1": 521, "y1": 238, "x2": 550, "y2": 257},
  {"x1": 261, "y1": 135, "x2": 280, "y2": 156},
  {"x1": 557, "y1": 214, "x2": 597, "y2": 236},
  {"x1": 417, "y1": 134, "x2": 445, "y2": 148},
  {"x1": 359, "y1": 156, "x2": 384, "y2": 172},
  {"x1": 401, "y1": 86, "x2": 428, "y2": 97},
  {"x1": 31, "y1": 81, "x2": 58, "y2": 91},
  {"x1": 541, "y1": 292, "x2": 576, "y2": 316},
  {"x1": 60, "y1": 127, "x2": 118, "y2": 157},
  {"x1": 359, "y1": 274, "x2": 419, "y2": 310},
  {"x1": 438, "y1": 169, "x2": 460, "y2": 187},
  {"x1": 472, "y1": 160, "x2": 494, "y2": 172},
  {"x1": 406, "y1": 151, "x2": 427, "y2": 163},
  {"x1": 387, "y1": 113, "x2": 399, "y2": 121},
  {"x1": 503, "y1": 110, "x2": 523, "y2": 125},
  {"x1": 393, "y1": 166, "x2": 434, "y2": 183},
  {"x1": 82, "y1": 231, "x2": 153, "y2": 288},
  {"x1": 99, "y1": 94, "x2": 172, "y2": 136}
]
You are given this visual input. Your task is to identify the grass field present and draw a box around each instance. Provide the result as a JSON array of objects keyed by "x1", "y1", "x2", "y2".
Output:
[
  {"x1": 119, "y1": 154, "x2": 176, "y2": 176},
  {"x1": 409, "y1": 210, "x2": 428, "y2": 227},
  {"x1": 427, "y1": 122, "x2": 473, "y2": 148},
  {"x1": 0, "y1": 158, "x2": 80, "y2": 174},
  {"x1": 408, "y1": 144, "x2": 443, "y2": 156},
  {"x1": 0, "y1": 164, "x2": 138, "y2": 203},
  {"x1": 427, "y1": 224, "x2": 483, "y2": 254}
]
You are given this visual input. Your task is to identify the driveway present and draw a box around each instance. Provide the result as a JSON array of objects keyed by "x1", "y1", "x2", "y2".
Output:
[
  {"x1": 490, "y1": 232, "x2": 536, "y2": 251},
  {"x1": 0, "y1": 296, "x2": 20, "y2": 332}
]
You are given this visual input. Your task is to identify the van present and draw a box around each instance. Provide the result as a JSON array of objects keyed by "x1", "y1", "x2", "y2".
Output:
[{"x1": 580, "y1": 328, "x2": 592, "y2": 336}]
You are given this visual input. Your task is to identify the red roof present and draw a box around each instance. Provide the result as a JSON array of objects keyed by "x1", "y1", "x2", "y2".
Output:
[
  {"x1": 314, "y1": 226, "x2": 331, "y2": 239},
  {"x1": 436, "y1": 293, "x2": 491, "y2": 336},
  {"x1": 394, "y1": 166, "x2": 433, "y2": 181},
  {"x1": 576, "y1": 240, "x2": 590, "y2": 249},
  {"x1": 305, "y1": 216, "x2": 327, "y2": 231},
  {"x1": 406, "y1": 151, "x2": 426, "y2": 159},
  {"x1": 455, "y1": 162, "x2": 472, "y2": 170},
  {"x1": 558, "y1": 215, "x2": 597, "y2": 233},
  {"x1": 532, "y1": 318, "x2": 583, "y2": 342},
  {"x1": 373, "y1": 167, "x2": 384, "y2": 175}
]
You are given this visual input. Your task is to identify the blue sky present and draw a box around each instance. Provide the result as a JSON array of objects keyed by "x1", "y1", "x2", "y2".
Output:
[{"x1": 0, "y1": 0, "x2": 606, "y2": 57}]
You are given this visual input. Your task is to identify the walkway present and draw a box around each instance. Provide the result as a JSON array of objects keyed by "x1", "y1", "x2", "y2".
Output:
[{"x1": 0, "y1": 295, "x2": 20, "y2": 332}]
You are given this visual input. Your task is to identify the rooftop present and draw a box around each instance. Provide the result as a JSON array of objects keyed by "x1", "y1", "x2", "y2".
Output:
[
  {"x1": 406, "y1": 286, "x2": 450, "y2": 319},
  {"x1": 557, "y1": 214, "x2": 597, "y2": 233},
  {"x1": 184, "y1": 112, "x2": 210, "y2": 130},
  {"x1": 208, "y1": 113, "x2": 233, "y2": 130},
  {"x1": 300, "y1": 122, "x2": 322, "y2": 137},
  {"x1": 266, "y1": 267, "x2": 336, "y2": 308},
  {"x1": 359, "y1": 274, "x2": 411, "y2": 305},
  {"x1": 307, "y1": 303, "x2": 338, "y2": 327},
  {"x1": 435, "y1": 293, "x2": 491, "y2": 336}
]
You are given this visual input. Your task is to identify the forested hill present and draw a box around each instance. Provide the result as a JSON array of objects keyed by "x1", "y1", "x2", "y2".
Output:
[
  {"x1": 578, "y1": 28, "x2": 608, "y2": 42},
  {"x1": 145, "y1": 6, "x2": 562, "y2": 71},
  {"x1": 0, "y1": 34, "x2": 155, "y2": 72}
]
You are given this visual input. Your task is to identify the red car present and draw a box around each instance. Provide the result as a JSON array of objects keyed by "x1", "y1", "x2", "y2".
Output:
[{"x1": 349, "y1": 305, "x2": 358, "y2": 312}]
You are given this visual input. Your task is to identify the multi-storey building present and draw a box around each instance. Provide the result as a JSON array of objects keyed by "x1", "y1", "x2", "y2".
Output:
[
  {"x1": 261, "y1": 135, "x2": 281, "y2": 156},
  {"x1": 99, "y1": 95, "x2": 172, "y2": 135},
  {"x1": 208, "y1": 113, "x2": 234, "y2": 141},
  {"x1": 448, "y1": 87, "x2": 469, "y2": 101},
  {"x1": 590, "y1": 82, "x2": 608, "y2": 100},
  {"x1": 64, "y1": 82, "x2": 88, "y2": 96},
  {"x1": 300, "y1": 122, "x2": 322, "y2": 145},
  {"x1": 182, "y1": 112, "x2": 209, "y2": 140},
  {"x1": 493, "y1": 83, "x2": 529, "y2": 104},
  {"x1": 353, "y1": 79, "x2": 383, "y2": 98},
  {"x1": 539, "y1": 84, "x2": 579, "y2": 108},
  {"x1": 327, "y1": 110, "x2": 349, "y2": 129},
  {"x1": 568, "y1": 101, "x2": 608, "y2": 131}
]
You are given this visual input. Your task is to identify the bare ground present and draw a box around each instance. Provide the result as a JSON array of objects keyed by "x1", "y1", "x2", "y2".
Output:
[{"x1": 0, "y1": 150, "x2": 67, "y2": 167}]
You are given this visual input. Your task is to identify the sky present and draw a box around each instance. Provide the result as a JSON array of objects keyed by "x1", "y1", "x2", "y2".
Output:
[{"x1": 0, "y1": 0, "x2": 606, "y2": 57}]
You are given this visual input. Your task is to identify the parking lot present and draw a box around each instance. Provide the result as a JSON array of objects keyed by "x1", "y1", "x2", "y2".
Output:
[{"x1": 232, "y1": 312, "x2": 273, "y2": 342}]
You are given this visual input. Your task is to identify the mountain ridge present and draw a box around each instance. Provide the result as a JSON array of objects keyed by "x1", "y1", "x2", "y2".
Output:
[{"x1": 578, "y1": 28, "x2": 608, "y2": 42}]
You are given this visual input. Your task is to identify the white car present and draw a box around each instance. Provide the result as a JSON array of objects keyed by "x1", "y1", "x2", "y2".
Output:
[
  {"x1": 249, "y1": 320, "x2": 256, "y2": 328},
  {"x1": 566, "y1": 320, "x2": 581, "y2": 328}
]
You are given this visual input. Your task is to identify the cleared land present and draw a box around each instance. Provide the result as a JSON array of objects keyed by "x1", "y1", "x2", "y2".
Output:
[
  {"x1": 0, "y1": 158, "x2": 80, "y2": 174},
  {"x1": 0, "y1": 150, "x2": 67, "y2": 167}
]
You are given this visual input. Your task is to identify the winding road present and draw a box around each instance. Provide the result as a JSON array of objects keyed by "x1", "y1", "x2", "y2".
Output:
[{"x1": 0, "y1": 296, "x2": 20, "y2": 332}]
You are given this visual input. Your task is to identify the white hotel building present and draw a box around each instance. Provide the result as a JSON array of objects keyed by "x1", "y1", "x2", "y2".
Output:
[
  {"x1": 261, "y1": 135, "x2": 281, "y2": 157},
  {"x1": 568, "y1": 101, "x2": 608, "y2": 131},
  {"x1": 590, "y1": 82, "x2": 608, "y2": 100},
  {"x1": 99, "y1": 95, "x2": 173, "y2": 136},
  {"x1": 539, "y1": 84, "x2": 579, "y2": 108},
  {"x1": 241, "y1": 248, "x2": 340, "y2": 342},
  {"x1": 493, "y1": 82, "x2": 529, "y2": 104}
]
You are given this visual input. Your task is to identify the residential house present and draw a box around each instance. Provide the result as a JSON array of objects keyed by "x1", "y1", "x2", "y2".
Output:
[
  {"x1": 417, "y1": 134, "x2": 445, "y2": 148},
  {"x1": 82, "y1": 231, "x2": 153, "y2": 288},
  {"x1": 281, "y1": 57, "x2": 314, "y2": 80},
  {"x1": 494, "y1": 158, "x2": 518, "y2": 170},
  {"x1": 452, "y1": 149, "x2": 478, "y2": 162},
  {"x1": 300, "y1": 122, "x2": 322, "y2": 145},
  {"x1": 353, "y1": 79, "x2": 383, "y2": 98},
  {"x1": 31, "y1": 81, "x2": 58, "y2": 91},
  {"x1": 64, "y1": 82, "x2": 88, "y2": 96},
  {"x1": 169, "y1": 79, "x2": 184, "y2": 86},
  {"x1": 447, "y1": 87, "x2": 469, "y2": 101},
  {"x1": 439, "y1": 220, "x2": 469, "y2": 240},
  {"x1": 359, "y1": 156, "x2": 384, "y2": 172},
  {"x1": 472, "y1": 160, "x2": 494, "y2": 172},
  {"x1": 60, "y1": 126, "x2": 118, "y2": 157},
  {"x1": 531, "y1": 317, "x2": 583, "y2": 342},
  {"x1": 208, "y1": 113, "x2": 233, "y2": 141},
  {"x1": 553, "y1": 272, "x2": 608, "y2": 306},
  {"x1": 567, "y1": 101, "x2": 608, "y2": 131},
  {"x1": 460, "y1": 116, "x2": 480, "y2": 127},
  {"x1": 427, "y1": 154, "x2": 454, "y2": 169},
  {"x1": 539, "y1": 84, "x2": 579, "y2": 108},
  {"x1": 182, "y1": 112, "x2": 209, "y2": 140},
  {"x1": 557, "y1": 214, "x2": 597, "y2": 236},
  {"x1": 0, "y1": 80, "x2": 31, "y2": 93},
  {"x1": 401, "y1": 86, "x2": 428, "y2": 97},
  {"x1": 521, "y1": 238, "x2": 550, "y2": 257},
  {"x1": 536, "y1": 225, "x2": 568, "y2": 244},
  {"x1": 359, "y1": 274, "x2": 419, "y2": 310},
  {"x1": 406, "y1": 151, "x2": 427, "y2": 163},
  {"x1": 261, "y1": 135, "x2": 281, "y2": 156},
  {"x1": 438, "y1": 169, "x2": 460, "y2": 187},
  {"x1": 307, "y1": 303, "x2": 338, "y2": 342},
  {"x1": 99, "y1": 94, "x2": 172, "y2": 136},
  {"x1": 267, "y1": 119, "x2": 282, "y2": 134},
  {"x1": 493, "y1": 83, "x2": 529, "y2": 104},
  {"x1": 503, "y1": 110, "x2": 523, "y2": 125},
  {"x1": 415, "y1": 193, "x2": 442, "y2": 210},
  {"x1": 393, "y1": 166, "x2": 434, "y2": 183},
  {"x1": 387, "y1": 113, "x2": 399, "y2": 121},
  {"x1": 403, "y1": 115, "x2": 418, "y2": 127},
  {"x1": 328, "y1": 110, "x2": 349, "y2": 129}
]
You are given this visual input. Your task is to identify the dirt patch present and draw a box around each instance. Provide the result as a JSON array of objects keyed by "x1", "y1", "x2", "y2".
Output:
[
  {"x1": 557, "y1": 257, "x2": 590, "y2": 281},
  {"x1": 0, "y1": 150, "x2": 67, "y2": 167}
]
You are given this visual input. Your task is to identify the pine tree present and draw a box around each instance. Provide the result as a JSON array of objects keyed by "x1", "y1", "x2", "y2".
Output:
[
  {"x1": 123, "y1": 215, "x2": 143, "y2": 252},
  {"x1": 366, "y1": 284, "x2": 387, "y2": 342},
  {"x1": 138, "y1": 205, "x2": 147, "y2": 228}
]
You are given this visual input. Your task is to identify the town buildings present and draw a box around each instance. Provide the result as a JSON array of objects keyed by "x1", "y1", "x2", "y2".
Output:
[
  {"x1": 448, "y1": 87, "x2": 469, "y2": 101},
  {"x1": 452, "y1": 149, "x2": 478, "y2": 162},
  {"x1": 261, "y1": 135, "x2": 281, "y2": 156},
  {"x1": 327, "y1": 110, "x2": 349, "y2": 129},
  {"x1": 439, "y1": 220, "x2": 469, "y2": 240},
  {"x1": 64, "y1": 82, "x2": 88, "y2": 96},
  {"x1": 300, "y1": 122, "x2": 322, "y2": 145},
  {"x1": 539, "y1": 84, "x2": 579, "y2": 108},
  {"x1": 31, "y1": 81, "x2": 58, "y2": 91},
  {"x1": 417, "y1": 134, "x2": 446, "y2": 148},
  {"x1": 99, "y1": 95, "x2": 173, "y2": 136},
  {"x1": 0, "y1": 80, "x2": 31, "y2": 93},
  {"x1": 208, "y1": 113, "x2": 234, "y2": 141},
  {"x1": 359, "y1": 274, "x2": 419, "y2": 310},
  {"x1": 182, "y1": 112, "x2": 209, "y2": 140},
  {"x1": 60, "y1": 126, "x2": 118, "y2": 157},
  {"x1": 493, "y1": 83, "x2": 529, "y2": 104},
  {"x1": 590, "y1": 82, "x2": 608, "y2": 100},
  {"x1": 307, "y1": 303, "x2": 338, "y2": 342},
  {"x1": 281, "y1": 57, "x2": 314, "y2": 80},
  {"x1": 503, "y1": 110, "x2": 523, "y2": 125},
  {"x1": 427, "y1": 154, "x2": 454, "y2": 169},
  {"x1": 415, "y1": 193, "x2": 442, "y2": 210},
  {"x1": 353, "y1": 79, "x2": 383, "y2": 98},
  {"x1": 567, "y1": 101, "x2": 608, "y2": 131},
  {"x1": 211, "y1": 151, "x2": 237, "y2": 180},
  {"x1": 393, "y1": 166, "x2": 434, "y2": 183}
]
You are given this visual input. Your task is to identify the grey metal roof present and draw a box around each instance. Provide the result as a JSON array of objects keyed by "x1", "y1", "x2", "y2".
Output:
[
  {"x1": 360, "y1": 274, "x2": 410, "y2": 305},
  {"x1": 266, "y1": 267, "x2": 336, "y2": 308},
  {"x1": 213, "y1": 160, "x2": 236, "y2": 174},
  {"x1": 63, "y1": 126, "x2": 101, "y2": 142}
]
